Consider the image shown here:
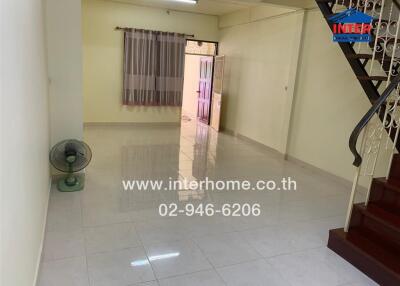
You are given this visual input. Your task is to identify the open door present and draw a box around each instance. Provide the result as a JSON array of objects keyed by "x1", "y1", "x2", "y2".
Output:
[
  {"x1": 197, "y1": 57, "x2": 213, "y2": 124},
  {"x1": 210, "y1": 56, "x2": 225, "y2": 131}
]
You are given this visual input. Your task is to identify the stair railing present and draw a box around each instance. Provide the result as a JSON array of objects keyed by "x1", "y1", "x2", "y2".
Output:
[
  {"x1": 370, "y1": 0, "x2": 400, "y2": 81},
  {"x1": 346, "y1": 74, "x2": 400, "y2": 231},
  {"x1": 328, "y1": 0, "x2": 400, "y2": 232}
]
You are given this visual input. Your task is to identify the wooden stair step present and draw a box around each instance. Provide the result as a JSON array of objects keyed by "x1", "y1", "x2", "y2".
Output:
[
  {"x1": 351, "y1": 204, "x2": 400, "y2": 252},
  {"x1": 373, "y1": 177, "x2": 400, "y2": 194},
  {"x1": 372, "y1": 36, "x2": 398, "y2": 44},
  {"x1": 354, "y1": 203, "x2": 400, "y2": 237},
  {"x1": 317, "y1": 0, "x2": 373, "y2": 5},
  {"x1": 389, "y1": 153, "x2": 400, "y2": 182},
  {"x1": 354, "y1": 203, "x2": 400, "y2": 231},
  {"x1": 328, "y1": 228, "x2": 400, "y2": 285},
  {"x1": 357, "y1": 75, "x2": 388, "y2": 81},
  {"x1": 317, "y1": 0, "x2": 380, "y2": 10},
  {"x1": 371, "y1": 99, "x2": 400, "y2": 106},
  {"x1": 347, "y1": 53, "x2": 393, "y2": 62},
  {"x1": 369, "y1": 178, "x2": 400, "y2": 215},
  {"x1": 356, "y1": 225, "x2": 400, "y2": 255},
  {"x1": 373, "y1": 19, "x2": 397, "y2": 25},
  {"x1": 324, "y1": 17, "x2": 394, "y2": 25}
]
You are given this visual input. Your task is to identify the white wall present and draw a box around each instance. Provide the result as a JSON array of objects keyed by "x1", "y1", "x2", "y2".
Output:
[
  {"x1": 219, "y1": 7, "x2": 303, "y2": 153},
  {"x1": 182, "y1": 55, "x2": 201, "y2": 119},
  {"x1": 46, "y1": 0, "x2": 83, "y2": 145},
  {"x1": 0, "y1": 0, "x2": 50, "y2": 285}
]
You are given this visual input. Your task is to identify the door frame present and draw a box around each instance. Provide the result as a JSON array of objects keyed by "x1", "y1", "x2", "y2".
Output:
[
  {"x1": 184, "y1": 39, "x2": 219, "y2": 125},
  {"x1": 210, "y1": 55, "x2": 225, "y2": 131},
  {"x1": 185, "y1": 39, "x2": 219, "y2": 57}
]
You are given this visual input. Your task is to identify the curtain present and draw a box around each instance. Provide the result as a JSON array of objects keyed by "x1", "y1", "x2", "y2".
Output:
[{"x1": 123, "y1": 29, "x2": 186, "y2": 106}]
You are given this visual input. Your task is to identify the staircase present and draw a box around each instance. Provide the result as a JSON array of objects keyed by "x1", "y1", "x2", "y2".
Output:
[
  {"x1": 328, "y1": 156, "x2": 400, "y2": 285},
  {"x1": 316, "y1": 0, "x2": 400, "y2": 285}
]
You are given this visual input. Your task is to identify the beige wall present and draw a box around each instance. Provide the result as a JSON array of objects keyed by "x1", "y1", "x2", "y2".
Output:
[
  {"x1": 1, "y1": 0, "x2": 50, "y2": 285},
  {"x1": 82, "y1": 0, "x2": 219, "y2": 123},
  {"x1": 182, "y1": 55, "x2": 201, "y2": 119},
  {"x1": 261, "y1": 0, "x2": 315, "y2": 9},
  {"x1": 286, "y1": 9, "x2": 391, "y2": 183},
  {"x1": 219, "y1": 8, "x2": 303, "y2": 153},
  {"x1": 218, "y1": 7, "x2": 390, "y2": 184},
  {"x1": 219, "y1": 5, "x2": 296, "y2": 28},
  {"x1": 47, "y1": 0, "x2": 83, "y2": 145}
]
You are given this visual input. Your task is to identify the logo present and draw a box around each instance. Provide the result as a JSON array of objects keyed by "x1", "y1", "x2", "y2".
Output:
[{"x1": 329, "y1": 8, "x2": 374, "y2": 43}]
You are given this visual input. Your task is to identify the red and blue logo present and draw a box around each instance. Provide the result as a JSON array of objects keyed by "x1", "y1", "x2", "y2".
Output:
[{"x1": 329, "y1": 8, "x2": 374, "y2": 43}]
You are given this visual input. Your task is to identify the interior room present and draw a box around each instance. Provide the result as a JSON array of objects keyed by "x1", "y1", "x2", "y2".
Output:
[{"x1": 3, "y1": 0, "x2": 400, "y2": 285}]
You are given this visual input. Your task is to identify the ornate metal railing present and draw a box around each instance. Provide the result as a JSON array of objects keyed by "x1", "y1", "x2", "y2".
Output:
[
  {"x1": 330, "y1": 0, "x2": 400, "y2": 231},
  {"x1": 349, "y1": 74, "x2": 400, "y2": 168},
  {"x1": 346, "y1": 74, "x2": 400, "y2": 231}
]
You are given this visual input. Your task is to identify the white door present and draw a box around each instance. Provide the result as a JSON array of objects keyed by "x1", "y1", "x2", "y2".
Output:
[{"x1": 210, "y1": 56, "x2": 225, "y2": 131}]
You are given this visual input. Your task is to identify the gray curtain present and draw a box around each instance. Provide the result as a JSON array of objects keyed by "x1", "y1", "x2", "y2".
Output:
[{"x1": 123, "y1": 29, "x2": 186, "y2": 106}]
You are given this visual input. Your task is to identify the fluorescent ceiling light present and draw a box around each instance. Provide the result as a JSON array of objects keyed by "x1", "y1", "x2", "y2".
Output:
[{"x1": 171, "y1": 0, "x2": 198, "y2": 4}]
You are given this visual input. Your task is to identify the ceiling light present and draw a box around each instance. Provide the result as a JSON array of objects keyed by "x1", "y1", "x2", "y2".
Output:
[{"x1": 172, "y1": 0, "x2": 198, "y2": 4}]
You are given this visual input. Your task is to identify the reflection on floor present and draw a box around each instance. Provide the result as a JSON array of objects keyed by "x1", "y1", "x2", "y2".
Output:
[{"x1": 38, "y1": 120, "x2": 378, "y2": 286}]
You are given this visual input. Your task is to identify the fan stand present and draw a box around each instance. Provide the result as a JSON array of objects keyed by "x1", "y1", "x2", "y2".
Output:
[
  {"x1": 57, "y1": 174, "x2": 84, "y2": 192},
  {"x1": 57, "y1": 158, "x2": 84, "y2": 192}
]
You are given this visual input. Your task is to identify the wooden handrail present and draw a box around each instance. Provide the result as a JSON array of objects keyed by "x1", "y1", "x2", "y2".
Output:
[
  {"x1": 349, "y1": 74, "x2": 400, "y2": 167},
  {"x1": 394, "y1": 0, "x2": 400, "y2": 10}
]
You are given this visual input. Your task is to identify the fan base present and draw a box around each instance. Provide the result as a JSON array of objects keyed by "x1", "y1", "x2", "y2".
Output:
[{"x1": 57, "y1": 175, "x2": 84, "y2": 192}]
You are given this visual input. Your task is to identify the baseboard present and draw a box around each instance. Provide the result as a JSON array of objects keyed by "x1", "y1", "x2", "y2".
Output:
[
  {"x1": 285, "y1": 155, "x2": 368, "y2": 195},
  {"x1": 221, "y1": 127, "x2": 365, "y2": 195},
  {"x1": 33, "y1": 178, "x2": 52, "y2": 286},
  {"x1": 221, "y1": 128, "x2": 285, "y2": 159},
  {"x1": 84, "y1": 122, "x2": 180, "y2": 128}
]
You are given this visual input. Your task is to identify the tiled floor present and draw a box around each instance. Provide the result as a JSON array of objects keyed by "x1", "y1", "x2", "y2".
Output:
[{"x1": 38, "y1": 120, "x2": 378, "y2": 286}]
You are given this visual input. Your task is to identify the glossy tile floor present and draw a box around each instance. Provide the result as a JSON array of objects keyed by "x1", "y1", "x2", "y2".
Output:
[{"x1": 38, "y1": 120, "x2": 378, "y2": 286}]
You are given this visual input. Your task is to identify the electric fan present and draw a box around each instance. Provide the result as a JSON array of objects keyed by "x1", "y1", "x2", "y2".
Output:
[{"x1": 50, "y1": 139, "x2": 92, "y2": 192}]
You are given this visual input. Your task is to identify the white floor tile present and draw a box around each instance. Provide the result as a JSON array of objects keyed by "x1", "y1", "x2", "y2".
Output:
[
  {"x1": 46, "y1": 207, "x2": 82, "y2": 232},
  {"x1": 87, "y1": 247, "x2": 155, "y2": 286},
  {"x1": 193, "y1": 232, "x2": 260, "y2": 267},
  {"x1": 158, "y1": 269, "x2": 225, "y2": 286},
  {"x1": 145, "y1": 239, "x2": 212, "y2": 279},
  {"x1": 181, "y1": 216, "x2": 236, "y2": 237},
  {"x1": 129, "y1": 282, "x2": 159, "y2": 286},
  {"x1": 216, "y1": 259, "x2": 289, "y2": 286},
  {"x1": 134, "y1": 218, "x2": 190, "y2": 246},
  {"x1": 268, "y1": 247, "x2": 375, "y2": 286},
  {"x1": 339, "y1": 281, "x2": 378, "y2": 286},
  {"x1": 48, "y1": 186, "x2": 82, "y2": 210},
  {"x1": 39, "y1": 123, "x2": 379, "y2": 286},
  {"x1": 38, "y1": 257, "x2": 89, "y2": 286},
  {"x1": 42, "y1": 230, "x2": 85, "y2": 261},
  {"x1": 82, "y1": 204, "x2": 131, "y2": 227},
  {"x1": 240, "y1": 216, "x2": 344, "y2": 258},
  {"x1": 84, "y1": 222, "x2": 141, "y2": 254}
]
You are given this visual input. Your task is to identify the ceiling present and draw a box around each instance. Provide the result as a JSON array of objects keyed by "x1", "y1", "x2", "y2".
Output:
[
  {"x1": 261, "y1": 0, "x2": 315, "y2": 9},
  {"x1": 105, "y1": 0, "x2": 264, "y2": 16}
]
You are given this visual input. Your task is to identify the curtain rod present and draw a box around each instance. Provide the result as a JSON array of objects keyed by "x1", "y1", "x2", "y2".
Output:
[{"x1": 115, "y1": 27, "x2": 194, "y2": 38}]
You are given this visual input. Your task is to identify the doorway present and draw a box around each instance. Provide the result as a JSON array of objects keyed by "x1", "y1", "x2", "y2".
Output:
[
  {"x1": 197, "y1": 57, "x2": 213, "y2": 124},
  {"x1": 182, "y1": 40, "x2": 218, "y2": 125}
]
